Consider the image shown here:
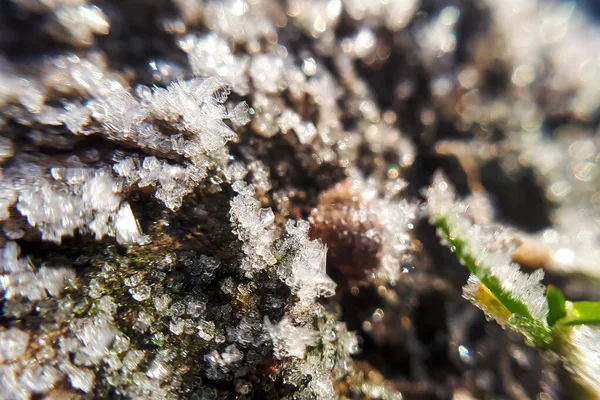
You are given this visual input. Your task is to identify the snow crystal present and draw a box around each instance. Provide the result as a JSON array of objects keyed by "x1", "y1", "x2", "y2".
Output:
[
  {"x1": 122, "y1": 350, "x2": 146, "y2": 372},
  {"x1": 61, "y1": 362, "x2": 95, "y2": 393},
  {"x1": 19, "y1": 365, "x2": 60, "y2": 394},
  {"x1": 197, "y1": 320, "x2": 217, "y2": 341},
  {"x1": 130, "y1": 285, "x2": 152, "y2": 302},
  {"x1": 146, "y1": 357, "x2": 170, "y2": 380},
  {"x1": 73, "y1": 316, "x2": 118, "y2": 364}
]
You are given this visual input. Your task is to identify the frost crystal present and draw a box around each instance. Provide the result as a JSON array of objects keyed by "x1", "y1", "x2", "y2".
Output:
[
  {"x1": 179, "y1": 34, "x2": 250, "y2": 95},
  {"x1": 311, "y1": 175, "x2": 417, "y2": 283},
  {"x1": 280, "y1": 220, "x2": 337, "y2": 302},
  {"x1": 11, "y1": 165, "x2": 141, "y2": 244},
  {"x1": 1, "y1": 241, "x2": 74, "y2": 301},
  {"x1": 264, "y1": 317, "x2": 319, "y2": 359},
  {"x1": 230, "y1": 183, "x2": 278, "y2": 270}
]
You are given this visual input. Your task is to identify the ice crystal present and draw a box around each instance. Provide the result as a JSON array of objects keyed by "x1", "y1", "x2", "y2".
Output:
[
  {"x1": 9, "y1": 165, "x2": 141, "y2": 244},
  {"x1": 264, "y1": 317, "x2": 319, "y2": 359},
  {"x1": 0, "y1": 328, "x2": 29, "y2": 363},
  {"x1": 280, "y1": 220, "x2": 337, "y2": 302},
  {"x1": 230, "y1": 182, "x2": 278, "y2": 271},
  {"x1": 114, "y1": 156, "x2": 207, "y2": 211},
  {"x1": 1, "y1": 241, "x2": 74, "y2": 301},
  {"x1": 179, "y1": 34, "x2": 250, "y2": 95}
]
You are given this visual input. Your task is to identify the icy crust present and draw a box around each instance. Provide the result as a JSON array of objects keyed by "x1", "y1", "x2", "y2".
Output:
[{"x1": 425, "y1": 171, "x2": 549, "y2": 325}]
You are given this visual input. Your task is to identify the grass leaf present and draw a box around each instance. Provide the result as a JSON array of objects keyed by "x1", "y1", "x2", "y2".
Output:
[{"x1": 546, "y1": 285, "x2": 567, "y2": 327}]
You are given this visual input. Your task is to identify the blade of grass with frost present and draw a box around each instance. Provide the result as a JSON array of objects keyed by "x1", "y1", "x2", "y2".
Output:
[
  {"x1": 425, "y1": 171, "x2": 552, "y2": 346},
  {"x1": 426, "y1": 171, "x2": 600, "y2": 397}
]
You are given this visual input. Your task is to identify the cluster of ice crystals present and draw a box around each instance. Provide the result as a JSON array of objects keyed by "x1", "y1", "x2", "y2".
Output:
[
  {"x1": 88, "y1": 76, "x2": 248, "y2": 156},
  {"x1": 0, "y1": 57, "x2": 249, "y2": 240},
  {"x1": 264, "y1": 317, "x2": 319, "y2": 359},
  {"x1": 139, "y1": 77, "x2": 247, "y2": 151},
  {"x1": 311, "y1": 174, "x2": 417, "y2": 283},
  {"x1": 0, "y1": 241, "x2": 74, "y2": 301},
  {"x1": 180, "y1": 34, "x2": 250, "y2": 95},
  {"x1": 426, "y1": 171, "x2": 548, "y2": 322},
  {"x1": 4, "y1": 164, "x2": 141, "y2": 244},
  {"x1": 280, "y1": 220, "x2": 337, "y2": 302},
  {"x1": 114, "y1": 156, "x2": 207, "y2": 211},
  {"x1": 0, "y1": 244, "x2": 130, "y2": 397},
  {"x1": 230, "y1": 182, "x2": 278, "y2": 271},
  {"x1": 356, "y1": 176, "x2": 417, "y2": 283}
]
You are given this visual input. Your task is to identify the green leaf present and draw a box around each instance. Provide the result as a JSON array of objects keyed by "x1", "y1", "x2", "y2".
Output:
[
  {"x1": 546, "y1": 285, "x2": 567, "y2": 326},
  {"x1": 562, "y1": 301, "x2": 600, "y2": 326}
]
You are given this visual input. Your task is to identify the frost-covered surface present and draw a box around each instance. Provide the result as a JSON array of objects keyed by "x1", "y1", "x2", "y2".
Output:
[{"x1": 1, "y1": 0, "x2": 600, "y2": 398}]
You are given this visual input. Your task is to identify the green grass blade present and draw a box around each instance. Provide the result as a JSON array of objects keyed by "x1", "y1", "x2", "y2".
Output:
[
  {"x1": 546, "y1": 285, "x2": 567, "y2": 327},
  {"x1": 563, "y1": 302, "x2": 600, "y2": 326}
]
